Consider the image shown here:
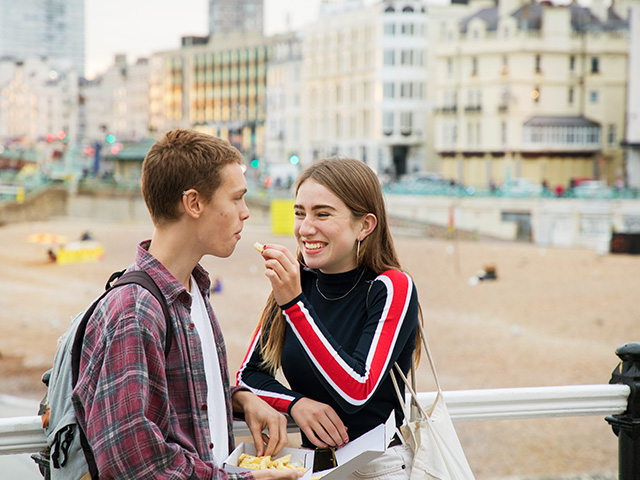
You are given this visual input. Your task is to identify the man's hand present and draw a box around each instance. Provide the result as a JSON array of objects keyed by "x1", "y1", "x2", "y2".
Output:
[
  {"x1": 232, "y1": 390, "x2": 289, "y2": 457},
  {"x1": 290, "y1": 397, "x2": 349, "y2": 448}
]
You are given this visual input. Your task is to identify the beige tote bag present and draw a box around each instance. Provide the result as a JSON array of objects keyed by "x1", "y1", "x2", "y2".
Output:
[{"x1": 391, "y1": 322, "x2": 475, "y2": 480}]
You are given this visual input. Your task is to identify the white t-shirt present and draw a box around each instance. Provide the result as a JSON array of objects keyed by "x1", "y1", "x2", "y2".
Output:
[{"x1": 190, "y1": 276, "x2": 228, "y2": 466}]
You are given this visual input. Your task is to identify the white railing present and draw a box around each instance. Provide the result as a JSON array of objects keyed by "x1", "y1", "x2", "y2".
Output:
[{"x1": 0, "y1": 384, "x2": 630, "y2": 456}]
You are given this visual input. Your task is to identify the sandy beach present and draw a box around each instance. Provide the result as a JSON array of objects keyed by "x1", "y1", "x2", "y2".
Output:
[{"x1": 1, "y1": 201, "x2": 637, "y2": 478}]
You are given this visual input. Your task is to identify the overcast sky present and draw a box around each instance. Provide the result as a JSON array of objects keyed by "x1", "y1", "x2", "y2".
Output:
[{"x1": 85, "y1": 0, "x2": 323, "y2": 79}]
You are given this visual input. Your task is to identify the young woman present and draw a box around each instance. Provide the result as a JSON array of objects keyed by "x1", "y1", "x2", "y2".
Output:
[{"x1": 237, "y1": 157, "x2": 422, "y2": 478}]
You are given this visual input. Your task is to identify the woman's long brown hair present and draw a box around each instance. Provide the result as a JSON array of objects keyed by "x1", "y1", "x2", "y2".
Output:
[{"x1": 258, "y1": 157, "x2": 423, "y2": 374}]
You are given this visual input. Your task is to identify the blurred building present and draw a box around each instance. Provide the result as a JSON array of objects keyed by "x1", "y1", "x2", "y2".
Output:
[
  {"x1": 0, "y1": 57, "x2": 79, "y2": 147},
  {"x1": 0, "y1": 0, "x2": 85, "y2": 77},
  {"x1": 82, "y1": 54, "x2": 151, "y2": 144},
  {"x1": 432, "y1": 0, "x2": 633, "y2": 189},
  {"x1": 625, "y1": 3, "x2": 640, "y2": 188},
  {"x1": 149, "y1": 32, "x2": 274, "y2": 164},
  {"x1": 209, "y1": 0, "x2": 263, "y2": 35},
  {"x1": 301, "y1": 0, "x2": 430, "y2": 176},
  {"x1": 264, "y1": 34, "x2": 303, "y2": 171}
]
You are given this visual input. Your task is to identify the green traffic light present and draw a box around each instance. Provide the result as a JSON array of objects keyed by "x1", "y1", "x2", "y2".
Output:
[
  {"x1": 106, "y1": 134, "x2": 116, "y2": 144},
  {"x1": 289, "y1": 155, "x2": 299, "y2": 165},
  {"x1": 251, "y1": 159, "x2": 260, "y2": 168}
]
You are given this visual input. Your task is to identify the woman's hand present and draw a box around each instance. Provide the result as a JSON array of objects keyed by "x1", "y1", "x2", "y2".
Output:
[
  {"x1": 260, "y1": 244, "x2": 302, "y2": 306},
  {"x1": 290, "y1": 397, "x2": 349, "y2": 448},
  {"x1": 232, "y1": 390, "x2": 289, "y2": 457}
]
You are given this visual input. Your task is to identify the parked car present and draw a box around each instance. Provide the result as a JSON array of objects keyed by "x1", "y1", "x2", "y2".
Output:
[
  {"x1": 572, "y1": 180, "x2": 612, "y2": 199},
  {"x1": 393, "y1": 172, "x2": 456, "y2": 194},
  {"x1": 498, "y1": 178, "x2": 544, "y2": 197}
]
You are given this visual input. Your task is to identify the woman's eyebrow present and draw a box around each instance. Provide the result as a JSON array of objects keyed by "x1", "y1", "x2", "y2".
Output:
[{"x1": 294, "y1": 204, "x2": 336, "y2": 211}]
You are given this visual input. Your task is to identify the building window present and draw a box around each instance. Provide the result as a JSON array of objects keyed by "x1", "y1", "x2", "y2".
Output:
[
  {"x1": 383, "y1": 82, "x2": 395, "y2": 99},
  {"x1": 569, "y1": 55, "x2": 575, "y2": 72},
  {"x1": 383, "y1": 49, "x2": 395, "y2": 66},
  {"x1": 383, "y1": 112, "x2": 394, "y2": 136},
  {"x1": 471, "y1": 57, "x2": 478, "y2": 76},
  {"x1": 447, "y1": 58, "x2": 453, "y2": 77},
  {"x1": 400, "y1": 82, "x2": 413, "y2": 98},
  {"x1": 443, "y1": 120, "x2": 457, "y2": 147},
  {"x1": 591, "y1": 56, "x2": 599, "y2": 74},
  {"x1": 501, "y1": 121, "x2": 507, "y2": 146},
  {"x1": 535, "y1": 54, "x2": 542, "y2": 73},
  {"x1": 400, "y1": 112, "x2": 412, "y2": 136},
  {"x1": 608, "y1": 124, "x2": 617, "y2": 145},
  {"x1": 401, "y1": 50, "x2": 414, "y2": 65},
  {"x1": 590, "y1": 90, "x2": 599, "y2": 103},
  {"x1": 523, "y1": 125, "x2": 601, "y2": 146},
  {"x1": 384, "y1": 23, "x2": 396, "y2": 35},
  {"x1": 401, "y1": 23, "x2": 414, "y2": 35},
  {"x1": 568, "y1": 87, "x2": 574, "y2": 105},
  {"x1": 501, "y1": 55, "x2": 508, "y2": 75}
]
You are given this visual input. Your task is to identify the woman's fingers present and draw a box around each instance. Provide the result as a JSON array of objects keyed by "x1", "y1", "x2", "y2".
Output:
[{"x1": 290, "y1": 398, "x2": 349, "y2": 448}]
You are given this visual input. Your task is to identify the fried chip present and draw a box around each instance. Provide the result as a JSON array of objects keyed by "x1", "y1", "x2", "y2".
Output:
[{"x1": 237, "y1": 452, "x2": 306, "y2": 472}]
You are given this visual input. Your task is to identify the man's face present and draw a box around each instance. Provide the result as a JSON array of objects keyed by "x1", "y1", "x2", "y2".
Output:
[{"x1": 199, "y1": 163, "x2": 250, "y2": 258}]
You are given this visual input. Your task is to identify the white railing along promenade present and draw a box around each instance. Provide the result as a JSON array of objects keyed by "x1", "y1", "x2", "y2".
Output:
[{"x1": 0, "y1": 383, "x2": 630, "y2": 456}]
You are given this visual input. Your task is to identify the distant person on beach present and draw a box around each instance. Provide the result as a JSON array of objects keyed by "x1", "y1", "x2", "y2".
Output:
[
  {"x1": 238, "y1": 157, "x2": 422, "y2": 478},
  {"x1": 72, "y1": 129, "x2": 302, "y2": 480}
]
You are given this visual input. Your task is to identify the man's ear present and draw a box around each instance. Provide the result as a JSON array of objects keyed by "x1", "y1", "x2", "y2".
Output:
[
  {"x1": 358, "y1": 213, "x2": 378, "y2": 241},
  {"x1": 182, "y1": 189, "x2": 203, "y2": 219}
]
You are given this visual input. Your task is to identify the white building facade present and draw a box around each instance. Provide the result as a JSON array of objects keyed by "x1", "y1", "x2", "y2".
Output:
[
  {"x1": 264, "y1": 34, "x2": 303, "y2": 171},
  {"x1": 625, "y1": 3, "x2": 640, "y2": 188},
  {"x1": 82, "y1": 55, "x2": 151, "y2": 145},
  {"x1": 301, "y1": 0, "x2": 430, "y2": 176},
  {"x1": 432, "y1": 0, "x2": 633, "y2": 189},
  {"x1": 0, "y1": 57, "x2": 79, "y2": 146}
]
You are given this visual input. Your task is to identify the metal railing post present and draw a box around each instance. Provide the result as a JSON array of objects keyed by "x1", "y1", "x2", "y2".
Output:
[{"x1": 606, "y1": 342, "x2": 640, "y2": 479}]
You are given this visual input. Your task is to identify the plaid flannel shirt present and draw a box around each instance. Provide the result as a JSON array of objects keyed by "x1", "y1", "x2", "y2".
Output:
[{"x1": 72, "y1": 240, "x2": 253, "y2": 479}]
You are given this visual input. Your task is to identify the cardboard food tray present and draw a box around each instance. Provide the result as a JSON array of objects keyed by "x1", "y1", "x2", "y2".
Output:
[
  {"x1": 224, "y1": 411, "x2": 395, "y2": 479},
  {"x1": 224, "y1": 443, "x2": 314, "y2": 480},
  {"x1": 313, "y1": 411, "x2": 396, "y2": 479}
]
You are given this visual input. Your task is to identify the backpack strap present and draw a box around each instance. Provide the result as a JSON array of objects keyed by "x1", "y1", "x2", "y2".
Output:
[
  {"x1": 70, "y1": 269, "x2": 173, "y2": 480},
  {"x1": 109, "y1": 270, "x2": 173, "y2": 358}
]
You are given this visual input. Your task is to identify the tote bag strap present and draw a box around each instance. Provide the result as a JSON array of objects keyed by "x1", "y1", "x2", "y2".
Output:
[
  {"x1": 390, "y1": 321, "x2": 442, "y2": 421},
  {"x1": 417, "y1": 321, "x2": 442, "y2": 394}
]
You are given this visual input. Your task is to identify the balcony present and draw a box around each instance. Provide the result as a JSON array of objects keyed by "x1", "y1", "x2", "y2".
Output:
[{"x1": 464, "y1": 105, "x2": 482, "y2": 113}]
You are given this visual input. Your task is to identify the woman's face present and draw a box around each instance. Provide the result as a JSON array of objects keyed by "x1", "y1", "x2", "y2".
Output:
[{"x1": 294, "y1": 179, "x2": 363, "y2": 274}]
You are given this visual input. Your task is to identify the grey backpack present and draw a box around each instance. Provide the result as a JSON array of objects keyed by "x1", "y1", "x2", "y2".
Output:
[{"x1": 32, "y1": 270, "x2": 172, "y2": 480}]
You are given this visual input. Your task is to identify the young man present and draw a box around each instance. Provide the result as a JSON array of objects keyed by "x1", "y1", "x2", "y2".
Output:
[{"x1": 72, "y1": 129, "x2": 302, "y2": 479}]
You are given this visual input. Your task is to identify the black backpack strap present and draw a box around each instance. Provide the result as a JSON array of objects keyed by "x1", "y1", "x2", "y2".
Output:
[
  {"x1": 70, "y1": 269, "x2": 173, "y2": 480},
  {"x1": 110, "y1": 270, "x2": 173, "y2": 358}
]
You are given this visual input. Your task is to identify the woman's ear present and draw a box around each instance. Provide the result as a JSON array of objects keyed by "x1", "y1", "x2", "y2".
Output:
[
  {"x1": 182, "y1": 189, "x2": 203, "y2": 219},
  {"x1": 358, "y1": 213, "x2": 378, "y2": 241}
]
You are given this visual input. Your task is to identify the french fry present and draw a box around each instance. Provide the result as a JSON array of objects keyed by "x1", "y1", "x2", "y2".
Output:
[
  {"x1": 253, "y1": 242, "x2": 265, "y2": 253},
  {"x1": 237, "y1": 452, "x2": 306, "y2": 472}
]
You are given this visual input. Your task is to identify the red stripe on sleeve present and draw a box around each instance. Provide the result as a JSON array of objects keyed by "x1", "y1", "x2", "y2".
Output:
[{"x1": 285, "y1": 270, "x2": 410, "y2": 404}]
